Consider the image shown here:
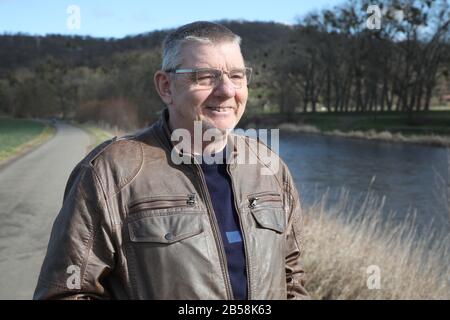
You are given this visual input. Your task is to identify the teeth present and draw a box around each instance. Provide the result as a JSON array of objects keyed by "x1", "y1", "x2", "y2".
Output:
[{"x1": 209, "y1": 107, "x2": 229, "y2": 112}]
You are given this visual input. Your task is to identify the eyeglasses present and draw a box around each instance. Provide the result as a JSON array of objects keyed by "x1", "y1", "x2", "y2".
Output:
[{"x1": 165, "y1": 67, "x2": 252, "y2": 89}]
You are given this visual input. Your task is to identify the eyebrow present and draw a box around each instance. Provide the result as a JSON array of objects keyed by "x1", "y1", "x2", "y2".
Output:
[
  {"x1": 178, "y1": 60, "x2": 244, "y2": 70},
  {"x1": 178, "y1": 66, "x2": 247, "y2": 71}
]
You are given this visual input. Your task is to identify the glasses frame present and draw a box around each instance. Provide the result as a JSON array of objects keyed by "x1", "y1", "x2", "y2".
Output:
[{"x1": 165, "y1": 67, "x2": 252, "y2": 89}]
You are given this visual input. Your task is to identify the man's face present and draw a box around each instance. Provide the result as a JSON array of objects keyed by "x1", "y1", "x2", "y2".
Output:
[{"x1": 167, "y1": 41, "x2": 248, "y2": 134}]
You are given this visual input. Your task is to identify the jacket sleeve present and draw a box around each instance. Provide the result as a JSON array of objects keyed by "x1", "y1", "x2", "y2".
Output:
[
  {"x1": 284, "y1": 168, "x2": 310, "y2": 300},
  {"x1": 33, "y1": 162, "x2": 115, "y2": 300}
]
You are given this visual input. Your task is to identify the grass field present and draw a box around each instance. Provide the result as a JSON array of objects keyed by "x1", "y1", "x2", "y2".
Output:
[
  {"x1": 242, "y1": 110, "x2": 450, "y2": 135},
  {"x1": 0, "y1": 118, "x2": 54, "y2": 162},
  {"x1": 301, "y1": 111, "x2": 450, "y2": 136}
]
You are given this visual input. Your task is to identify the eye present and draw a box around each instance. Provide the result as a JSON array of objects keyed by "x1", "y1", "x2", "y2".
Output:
[
  {"x1": 197, "y1": 70, "x2": 218, "y2": 80},
  {"x1": 230, "y1": 71, "x2": 245, "y2": 79}
]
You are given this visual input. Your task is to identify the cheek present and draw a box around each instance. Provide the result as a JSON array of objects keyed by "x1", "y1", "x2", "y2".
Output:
[
  {"x1": 173, "y1": 92, "x2": 209, "y2": 118},
  {"x1": 187, "y1": 90, "x2": 211, "y2": 108},
  {"x1": 236, "y1": 90, "x2": 248, "y2": 106}
]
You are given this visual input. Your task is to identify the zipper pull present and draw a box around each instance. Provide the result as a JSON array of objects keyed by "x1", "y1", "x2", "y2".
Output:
[
  {"x1": 187, "y1": 194, "x2": 196, "y2": 206},
  {"x1": 249, "y1": 197, "x2": 259, "y2": 208}
]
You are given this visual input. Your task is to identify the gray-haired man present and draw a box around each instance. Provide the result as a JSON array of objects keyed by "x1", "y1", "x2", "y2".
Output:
[{"x1": 34, "y1": 21, "x2": 309, "y2": 300}]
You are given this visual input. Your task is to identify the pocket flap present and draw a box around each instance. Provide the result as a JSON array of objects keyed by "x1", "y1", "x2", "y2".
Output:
[
  {"x1": 128, "y1": 214, "x2": 204, "y2": 244},
  {"x1": 251, "y1": 208, "x2": 286, "y2": 233}
]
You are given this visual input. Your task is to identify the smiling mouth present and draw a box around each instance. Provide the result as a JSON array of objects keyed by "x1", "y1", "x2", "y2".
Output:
[{"x1": 206, "y1": 106, "x2": 234, "y2": 112}]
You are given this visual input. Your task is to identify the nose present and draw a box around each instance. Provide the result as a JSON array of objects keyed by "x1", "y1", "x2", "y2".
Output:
[{"x1": 213, "y1": 73, "x2": 236, "y2": 98}]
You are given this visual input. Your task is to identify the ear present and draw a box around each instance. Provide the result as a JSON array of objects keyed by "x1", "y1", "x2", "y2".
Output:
[{"x1": 154, "y1": 71, "x2": 173, "y2": 105}]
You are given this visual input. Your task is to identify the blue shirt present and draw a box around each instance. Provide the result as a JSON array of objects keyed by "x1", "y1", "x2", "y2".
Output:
[{"x1": 199, "y1": 150, "x2": 247, "y2": 300}]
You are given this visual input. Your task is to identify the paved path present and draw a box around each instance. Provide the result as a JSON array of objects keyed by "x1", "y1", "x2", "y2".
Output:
[{"x1": 0, "y1": 123, "x2": 91, "y2": 299}]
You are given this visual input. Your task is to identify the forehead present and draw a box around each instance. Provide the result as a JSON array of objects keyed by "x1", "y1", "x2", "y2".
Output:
[{"x1": 179, "y1": 41, "x2": 245, "y2": 68}]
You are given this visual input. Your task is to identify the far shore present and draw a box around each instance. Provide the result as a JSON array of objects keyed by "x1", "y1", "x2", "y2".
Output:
[
  {"x1": 275, "y1": 123, "x2": 450, "y2": 148},
  {"x1": 240, "y1": 111, "x2": 450, "y2": 148}
]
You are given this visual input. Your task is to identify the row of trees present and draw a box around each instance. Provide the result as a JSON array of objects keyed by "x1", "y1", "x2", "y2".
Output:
[
  {"x1": 0, "y1": 50, "x2": 163, "y2": 129},
  {"x1": 0, "y1": 0, "x2": 449, "y2": 130},
  {"x1": 262, "y1": 0, "x2": 450, "y2": 116}
]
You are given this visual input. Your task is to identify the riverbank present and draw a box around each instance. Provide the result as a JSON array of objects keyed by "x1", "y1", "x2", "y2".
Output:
[
  {"x1": 278, "y1": 124, "x2": 450, "y2": 148},
  {"x1": 0, "y1": 117, "x2": 55, "y2": 166},
  {"x1": 241, "y1": 111, "x2": 450, "y2": 148}
]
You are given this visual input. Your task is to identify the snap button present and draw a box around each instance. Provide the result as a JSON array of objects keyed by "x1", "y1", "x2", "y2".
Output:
[{"x1": 164, "y1": 233, "x2": 173, "y2": 241}]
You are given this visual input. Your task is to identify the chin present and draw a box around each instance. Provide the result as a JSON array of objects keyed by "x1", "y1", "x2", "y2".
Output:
[
  {"x1": 213, "y1": 119, "x2": 237, "y2": 131},
  {"x1": 201, "y1": 116, "x2": 235, "y2": 131}
]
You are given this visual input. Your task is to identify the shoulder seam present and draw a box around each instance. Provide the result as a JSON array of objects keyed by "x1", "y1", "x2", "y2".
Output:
[
  {"x1": 88, "y1": 137, "x2": 144, "y2": 198},
  {"x1": 112, "y1": 140, "x2": 144, "y2": 196}
]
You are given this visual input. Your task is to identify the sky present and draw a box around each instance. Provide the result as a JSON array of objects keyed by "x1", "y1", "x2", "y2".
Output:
[{"x1": 0, "y1": 0, "x2": 345, "y2": 38}]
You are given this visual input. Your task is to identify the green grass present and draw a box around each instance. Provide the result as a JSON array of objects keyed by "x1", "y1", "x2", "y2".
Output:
[
  {"x1": 0, "y1": 118, "x2": 54, "y2": 162},
  {"x1": 242, "y1": 110, "x2": 450, "y2": 136},
  {"x1": 299, "y1": 111, "x2": 450, "y2": 136}
]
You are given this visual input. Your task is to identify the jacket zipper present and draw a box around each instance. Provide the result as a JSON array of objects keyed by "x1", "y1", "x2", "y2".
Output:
[
  {"x1": 128, "y1": 194, "x2": 196, "y2": 214},
  {"x1": 226, "y1": 164, "x2": 252, "y2": 300},
  {"x1": 248, "y1": 192, "x2": 282, "y2": 209},
  {"x1": 156, "y1": 126, "x2": 233, "y2": 299},
  {"x1": 193, "y1": 162, "x2": 234, "y2": 300}
]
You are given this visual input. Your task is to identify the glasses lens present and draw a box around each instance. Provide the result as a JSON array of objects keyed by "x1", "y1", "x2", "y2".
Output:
[
  {"x1": 229, "y1": 70, "x2": 246, "y2": 88},
  {"x1": 193, "y1": 68, "x2": 252, "y2": 88},
  {"x1": 196, "y1": 69, "x2": 220, "y2": 87}
]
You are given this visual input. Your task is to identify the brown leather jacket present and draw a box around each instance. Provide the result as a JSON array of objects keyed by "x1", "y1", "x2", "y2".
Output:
[{"x1": 34, "y1": 109, "x2": 309, "y2": 300}]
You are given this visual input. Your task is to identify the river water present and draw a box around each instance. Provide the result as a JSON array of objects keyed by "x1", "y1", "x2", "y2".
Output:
[{"x1": 276, "y1": 132, "x2": 450, "y2": 239}]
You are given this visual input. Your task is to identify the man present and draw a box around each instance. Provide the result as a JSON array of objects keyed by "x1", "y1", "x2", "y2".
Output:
[{"x1": 34, "y1": 21, "x2": 309, "y2": 300}]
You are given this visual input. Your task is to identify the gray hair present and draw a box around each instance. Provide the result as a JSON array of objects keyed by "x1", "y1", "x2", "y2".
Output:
[{"x1": 161, "y1": 21, "x2": 242, "y2": 71}]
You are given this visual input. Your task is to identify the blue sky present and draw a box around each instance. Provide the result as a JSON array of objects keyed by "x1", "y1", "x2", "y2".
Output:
[{"x1": 0, "y1": 0, "x2": 345, "y2": 38}]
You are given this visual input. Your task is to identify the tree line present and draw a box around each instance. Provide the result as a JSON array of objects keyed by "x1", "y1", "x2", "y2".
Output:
[
  {"x1": 0, "y1": 0, "x2": 449, "y2": 130},
  {"x1": 265, "y1": 0, "x2": 450, "y2": 120}
]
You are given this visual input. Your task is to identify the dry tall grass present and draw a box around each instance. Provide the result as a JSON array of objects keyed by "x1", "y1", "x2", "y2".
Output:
[{"x1": 302, "y1": 190, "x2": 449, "y2": 299}]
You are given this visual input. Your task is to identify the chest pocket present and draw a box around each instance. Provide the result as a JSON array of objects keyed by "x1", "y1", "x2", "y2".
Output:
[
  {"x1": 128, "y1": 213, "x2": 204, "y2": 244},
  {"x1": 246, "y1": 191, "x2": 287, "y2": 295},
  {"x1": 126, "y1": 194, "x2": 204, "y2": 244},
  {"x1": 248, "y1": 191, "x2": 286, "y2": 234},
  {"x1": 124, "y1": 199, "x2": 212, "y2": 299}
]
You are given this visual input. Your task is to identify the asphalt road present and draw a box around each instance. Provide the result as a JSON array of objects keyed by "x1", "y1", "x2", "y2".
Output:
[{"x1": 0, "y1": 123, "x2": 91, "y2": 299}]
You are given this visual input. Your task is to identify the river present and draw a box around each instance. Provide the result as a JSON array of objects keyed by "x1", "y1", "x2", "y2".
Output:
[{"x1": 277, "y1": 132, "x2": 450, "y2": 239}]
